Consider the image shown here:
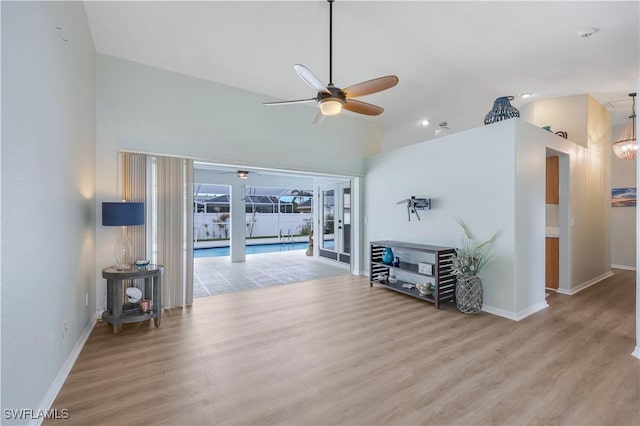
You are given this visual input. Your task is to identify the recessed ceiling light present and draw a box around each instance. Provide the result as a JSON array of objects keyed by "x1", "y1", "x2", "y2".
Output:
[
  {"x1": 420, "y1": 119, "x2": 430, "y2": 127},
  {"x1": 518, "y1": 93, "x2": 533, "y2": 99}
]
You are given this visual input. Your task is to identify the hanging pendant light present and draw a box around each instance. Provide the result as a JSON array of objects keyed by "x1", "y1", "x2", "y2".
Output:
[{"x1": 613, "y1": 93, "x2": 637, "y2": 160}]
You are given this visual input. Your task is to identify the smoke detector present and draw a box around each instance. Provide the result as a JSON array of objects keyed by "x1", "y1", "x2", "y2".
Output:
[
  {"x1": 578, "y1": 28, "x2": 598, "y2": 38},
  {"x1": 435, "y1": 122, "x2": 450, "y2": 137}
]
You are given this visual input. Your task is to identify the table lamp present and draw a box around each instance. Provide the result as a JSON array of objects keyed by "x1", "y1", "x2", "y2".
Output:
[{"x1": 102, "y1": 201, "x2": 144, "y2": 270}]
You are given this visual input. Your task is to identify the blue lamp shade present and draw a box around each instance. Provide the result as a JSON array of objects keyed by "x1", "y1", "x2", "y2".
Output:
[{"x1": 102, "y1": 202, "x2": 144, "y2": 226}]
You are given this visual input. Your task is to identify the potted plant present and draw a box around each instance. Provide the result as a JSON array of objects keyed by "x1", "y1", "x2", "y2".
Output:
[{"x1": 452, "y1": 218, "x2": 501, "y2": 314}]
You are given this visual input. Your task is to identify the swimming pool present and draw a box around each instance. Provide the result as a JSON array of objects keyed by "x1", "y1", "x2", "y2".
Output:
[{"x1": 194, "y1": 241, "x2": 309, "y2": 258}]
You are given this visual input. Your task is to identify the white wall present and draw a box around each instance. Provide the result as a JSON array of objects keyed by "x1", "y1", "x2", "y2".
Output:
[
  {"x1": 515, "y1": 97, "x2": 611, "y2": 297},
  {"x1": 635, "y1": 79, "x2": 640, "y2": 360},
  {"x1": 366, "y1": 121, "x2": 518, "y2": 314},
  {"x1": 97, "y1": 54, "x2": 379, "y2": 174},
  {"x1": 1, "y1": 1, "x2": 96, "y2": 421},
  {"x1": 513, "y1": 122, "x2": 547, "y2": 314},
  {"x1": 520, "y1": 95, "x2": 612, "y2": 291},
  {"x1": 366, "y1": 115, "x2": 612, "y2": 319},
  {"x1": 611, "y1": 124, "x2": 636, "y2": 269},
  {"x1": 520, "y1": 94, "x2": 589, "y2": 147},
  {"x1": 194, "y1": 213, "x2": 311, "y2": 239}
]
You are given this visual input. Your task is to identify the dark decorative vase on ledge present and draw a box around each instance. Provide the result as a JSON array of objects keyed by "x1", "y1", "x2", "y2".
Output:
[{"x1": 484, "y1": 96, "x2": 520, "y2": 125}]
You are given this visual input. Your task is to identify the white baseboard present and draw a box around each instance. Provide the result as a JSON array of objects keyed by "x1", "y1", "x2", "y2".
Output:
[
  {"x1": 556, "y1": 271, "x2": 613, "y2": 295},
  {"x1": 482, "y1": 301, "x2": 549, "y2": 321},
  {"x1": 633, "y1": 346, "x2": 640, "y2": 360},
  {"x1": 482, "y1": 304, "x2": 518, "y2": 320},
  {"x1": 611, "y1": 264, "x2": 636, "y2": 271},
  {"x1": 30, "y1": 312, "x2": 97, "y2": 426},
  {"x1": 514, "y1": 301, "x2": 550, "y2": 320}
]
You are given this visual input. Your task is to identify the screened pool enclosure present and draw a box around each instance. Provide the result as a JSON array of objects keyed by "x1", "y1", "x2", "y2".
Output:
[{"x1": 193, "y1": 184, "x2": 313, "y2": 242}]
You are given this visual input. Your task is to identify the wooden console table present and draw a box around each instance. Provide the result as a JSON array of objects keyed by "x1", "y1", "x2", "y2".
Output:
[{"x1": 102, "y1": 264, "x2": 163, "y2": 334}]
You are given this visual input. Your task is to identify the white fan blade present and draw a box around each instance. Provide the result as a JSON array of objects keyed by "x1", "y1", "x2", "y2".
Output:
[
  {"x1": 312, "y1": 110, "x2": 326, "y2": 125},
  {"x1": 264, "y1": 98, "x2": 316, "y2": 106},
  {"x1": 294, "y1": 64, "x2": 331, "y2": 94}
]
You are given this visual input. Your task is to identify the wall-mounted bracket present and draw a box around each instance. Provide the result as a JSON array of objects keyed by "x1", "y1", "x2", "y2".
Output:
[{"x1": 397, "y1": 196, "x2": 431, "y2": 221}]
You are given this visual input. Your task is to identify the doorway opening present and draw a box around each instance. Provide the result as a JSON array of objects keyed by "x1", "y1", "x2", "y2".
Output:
[
  {"x1": 194, "y1": 183, "x2": 231, "y2": 256},
  {"x1": 193, "y1": 184, "x2": 313, "y2": 257},
  {"x1": 545, "y1": 148, "x2": 569, "y2": 296},
  {"x1": 191, "y1": 164, "x2": 358, "y2": 298}
]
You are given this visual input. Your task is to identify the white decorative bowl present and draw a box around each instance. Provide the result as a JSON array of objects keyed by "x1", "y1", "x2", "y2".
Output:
[{"x1": 126, "y1": 287, "x2": 143, "y2": 303}]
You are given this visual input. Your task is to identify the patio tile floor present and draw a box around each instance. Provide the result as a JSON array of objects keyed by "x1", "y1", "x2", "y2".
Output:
[{"x1": 193, "y1": 250, "x2": 350, "y2": 298}]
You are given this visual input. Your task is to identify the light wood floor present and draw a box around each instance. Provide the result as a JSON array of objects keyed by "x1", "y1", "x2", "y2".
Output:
[{"x1": 49, "y1": 270, "x2": 639, "y2": 425}]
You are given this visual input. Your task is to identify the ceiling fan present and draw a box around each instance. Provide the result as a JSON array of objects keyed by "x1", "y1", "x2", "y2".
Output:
[
  {"x1": 264, "y1": 0, "x2": 399, "y2": 124},
  {"x1": 206, "y1": 169, "x2": 257, "y2": 179}
]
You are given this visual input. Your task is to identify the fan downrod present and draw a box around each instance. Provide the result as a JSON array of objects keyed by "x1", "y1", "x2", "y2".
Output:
[{"x1": 328, "y1": 0, "x2": 334, "y2": 85}]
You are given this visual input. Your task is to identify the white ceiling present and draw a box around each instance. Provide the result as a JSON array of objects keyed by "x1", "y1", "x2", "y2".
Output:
[{"x1": 84, "y1": 1, "x2": 639, "y2": 148}]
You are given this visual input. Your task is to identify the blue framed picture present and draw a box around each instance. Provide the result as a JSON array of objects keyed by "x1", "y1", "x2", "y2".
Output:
[{"x1": 612, "y1": 187, "x2": 636, "y2": 207}]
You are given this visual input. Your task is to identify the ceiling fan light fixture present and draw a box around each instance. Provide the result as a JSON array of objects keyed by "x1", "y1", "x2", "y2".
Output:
[
  {"x1": 263, "y1": 0, "x2": 397, "y2": 123},
  {"x1": 237, "y1": 170, "x2": 249, "y2": 179},
  {"x1": 319, "y1": 99, "x2": 343, "y2": 116}
]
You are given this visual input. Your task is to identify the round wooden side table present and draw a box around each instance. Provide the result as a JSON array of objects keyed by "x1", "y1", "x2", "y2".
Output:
[{"x1": 101, "y1": 264, "x2": 164, "y2": 334}]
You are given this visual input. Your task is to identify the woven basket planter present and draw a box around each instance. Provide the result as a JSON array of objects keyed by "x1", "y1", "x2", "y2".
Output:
[{"x1": 456, "y1": 275, "x2": 483, "y2": 314}]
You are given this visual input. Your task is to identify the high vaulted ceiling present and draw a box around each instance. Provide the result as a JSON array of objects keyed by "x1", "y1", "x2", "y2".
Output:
[{"x1": 84, "y1": 1, "x2": 639, "y2": 149}]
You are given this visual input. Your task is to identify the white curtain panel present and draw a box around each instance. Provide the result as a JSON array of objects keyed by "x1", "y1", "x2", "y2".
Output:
[
  {"x1": 154, "y1": 155, "x2": 194, "y2": 308},
  {"x1": 121, "y1": 152, "x2": 147, "y2": 262},
  {"x1": 120, "y1": 152, "x2": 147, "y2": 296}
]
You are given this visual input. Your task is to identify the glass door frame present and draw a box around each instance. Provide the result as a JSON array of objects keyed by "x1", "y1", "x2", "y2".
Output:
[{"x1": 318, "y1": 181, "x2": 351, "y2": 266}]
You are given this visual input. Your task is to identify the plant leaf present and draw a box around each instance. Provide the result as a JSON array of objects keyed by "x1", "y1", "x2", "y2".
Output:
[
  {"x1": 475, "y1": 229, "x2": 502, "y2": 250},
  {"x1": 456, "y1": 217, "x2": 474, "y2": 240},
  {"x1": 453, "y1": 218, "x2": 500, "y2": 277}
]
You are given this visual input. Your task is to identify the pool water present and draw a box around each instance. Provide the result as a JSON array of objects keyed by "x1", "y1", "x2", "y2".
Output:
[{"x1": 194, "y1": 241, "x2": 309, "y2": 258}]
